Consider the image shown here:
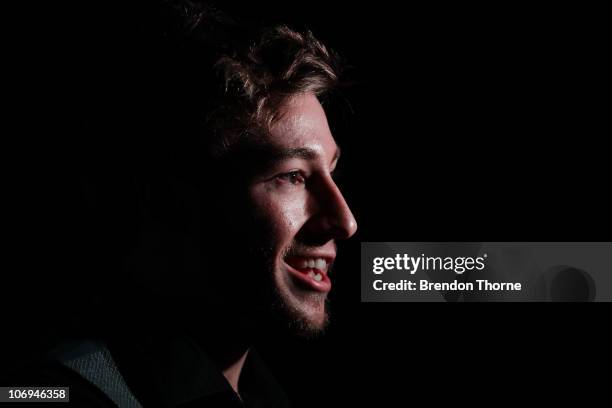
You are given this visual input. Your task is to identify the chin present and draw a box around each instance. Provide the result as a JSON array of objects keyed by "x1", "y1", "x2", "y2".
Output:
[{"x1": 272, "y1": 269, "x2": 330, "y2": 338}]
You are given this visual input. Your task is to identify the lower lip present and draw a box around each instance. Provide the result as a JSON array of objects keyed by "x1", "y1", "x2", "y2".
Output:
[{"x1": 284, "y1": 262, "x2": 332, "y2": 293}]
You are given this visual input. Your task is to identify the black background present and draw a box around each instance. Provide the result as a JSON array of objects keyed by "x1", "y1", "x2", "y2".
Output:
[
  {"x1": 4, "y1": 1, "x2": 609, "y2": 406},
  {"x1": 231, "y1": 2, "x2": 609, "y2": 405}
]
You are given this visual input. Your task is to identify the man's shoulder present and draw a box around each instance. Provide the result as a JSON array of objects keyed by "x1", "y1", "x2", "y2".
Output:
[
  {"x1": 2, "y1": 340, "x2": 142, "y2": 408},
  {"x1": 3, "y1": 358, "x2": 120, "y2": 407}
]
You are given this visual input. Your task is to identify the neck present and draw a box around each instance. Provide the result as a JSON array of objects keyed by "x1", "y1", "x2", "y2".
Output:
[
  {"x1": 221, "y1": 348, "x2": 250, "y2": 395},
  {"x1": 187, "y1": 311, "x2": 257, "y2": 396}
]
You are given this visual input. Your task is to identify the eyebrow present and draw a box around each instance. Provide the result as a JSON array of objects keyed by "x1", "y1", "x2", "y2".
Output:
[
  {"x1": 224, "y1": 143, "x2": 342, "y2": 178},
  {"x1": 268, "y1": 146, "x2": 341, "y2": 165}
]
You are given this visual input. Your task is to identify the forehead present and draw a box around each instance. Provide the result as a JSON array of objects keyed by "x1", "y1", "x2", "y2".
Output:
[{"x1": 264, "y1": 93, "x2": 338, "y2": 161}]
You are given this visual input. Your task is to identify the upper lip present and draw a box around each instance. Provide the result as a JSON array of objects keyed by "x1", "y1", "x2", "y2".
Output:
[{"x1": 287, "y1": 252, "x2": 335, "y2": 263}]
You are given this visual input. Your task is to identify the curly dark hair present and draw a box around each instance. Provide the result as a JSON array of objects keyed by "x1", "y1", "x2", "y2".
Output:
[
  {"x1": 208, "y1": 25, "x2": 341, "y2": 155},
  {"x1": 159, "y1": 1, "x2": 343, "y2": 158}
]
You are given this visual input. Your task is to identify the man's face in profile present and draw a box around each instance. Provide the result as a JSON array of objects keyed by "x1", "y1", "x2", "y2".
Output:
[{"x1": 226, "y1": 92, "x2": 357, "y2": 336}]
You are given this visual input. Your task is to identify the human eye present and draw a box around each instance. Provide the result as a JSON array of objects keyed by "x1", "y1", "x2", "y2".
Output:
[{"x1": 276, "y1": 170, "x2": 306, "y2": 185}]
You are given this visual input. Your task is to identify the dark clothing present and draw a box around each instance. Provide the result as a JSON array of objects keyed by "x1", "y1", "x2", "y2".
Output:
[{"x1": 6, "y1": 334, "x2": 290, "y2": 408}]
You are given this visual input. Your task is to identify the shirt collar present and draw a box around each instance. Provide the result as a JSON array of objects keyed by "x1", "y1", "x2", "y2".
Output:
[{"x1": 107, "y1": 332, "x2": 289, "y2": 407}]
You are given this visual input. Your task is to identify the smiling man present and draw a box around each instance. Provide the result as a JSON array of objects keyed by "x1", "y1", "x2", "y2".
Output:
[
  {"x1": 4, "y1": 3, "x2": 357, "y2": 407},
  {"x1": 138, "y1": 20, "x2": 357, "y2": 406},
  {"x1": 173, "y1": 14, "x2": 360, "y2": 343},
  {"x1": 178, "y1": 23, "x2": 359, "y2": 402},
  {"x1": 242, "y1": 93, "x2": 356, "y2": 333}
]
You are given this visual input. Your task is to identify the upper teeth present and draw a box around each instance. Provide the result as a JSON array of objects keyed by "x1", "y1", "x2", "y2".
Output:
[{"x1": 300, "y1": 258, "x2": 327, "y2": 270}]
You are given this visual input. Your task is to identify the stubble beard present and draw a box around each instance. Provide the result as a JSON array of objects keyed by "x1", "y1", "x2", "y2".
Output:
[{"x1": 252, "y1": 240, "x2": 331, "y2": 339}]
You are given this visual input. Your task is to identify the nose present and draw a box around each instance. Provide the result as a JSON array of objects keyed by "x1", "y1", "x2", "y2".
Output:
[{"x1": 307, "y1": 175, "x2": 358, "y2": 240}]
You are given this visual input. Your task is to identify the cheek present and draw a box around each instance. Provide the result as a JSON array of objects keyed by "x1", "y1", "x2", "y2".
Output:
[{"x1": 250, "y1": 186, "x2": 309, "y2": 241}]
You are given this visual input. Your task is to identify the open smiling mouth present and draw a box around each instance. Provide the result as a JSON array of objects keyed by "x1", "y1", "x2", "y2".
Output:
[{"x1": 284, "y1": 256, "x2": 333, "y2": 293}]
